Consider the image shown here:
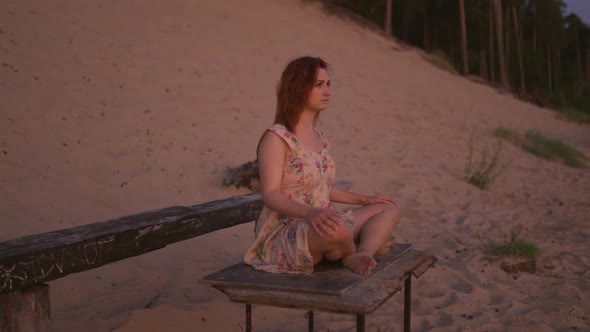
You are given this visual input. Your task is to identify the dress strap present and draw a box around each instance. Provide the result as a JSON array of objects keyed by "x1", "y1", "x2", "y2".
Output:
[
  {"x1": 268, "y1": 124, "x2": 300, "y2": 152},
  {"x1": 315, "y1": 128, "x2": 330, "y2": 150}
]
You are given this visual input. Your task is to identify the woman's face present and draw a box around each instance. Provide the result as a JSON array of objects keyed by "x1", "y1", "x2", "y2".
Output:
[{"x1": 306, "y1": 68, "x2": 331, "y2": 112}]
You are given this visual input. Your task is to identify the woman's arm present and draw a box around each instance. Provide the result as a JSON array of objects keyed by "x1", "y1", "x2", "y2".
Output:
[
  {"x1": 329, "y1": 187, "x2": 369, "y2": 205},
  {"x1": 258, "y1": 131, "x2": 341, "y2": 237},
  {"x1": 330, "y1": 187, "x2": 397, "y2": 207},
  {"x1": 258, "y1": 131, "x2": 313, "y2": 218}
]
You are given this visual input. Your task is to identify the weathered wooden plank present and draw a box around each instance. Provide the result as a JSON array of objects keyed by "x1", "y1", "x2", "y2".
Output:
[
  {"x1": 0, "y1": 284, "x2": 51, "y2": 332},
  {"x1": 211, "y1": 250, "x2": 437, "y2": 314},
  {"x1": 202, "y1": 244, "x2": 412, "y2": 295},
  {"x1": 411, "y1": 254, "x2": 437, "y2": 278},
  {"x1": 0, "y1": 194, "x2": 263, "y2": 294}
]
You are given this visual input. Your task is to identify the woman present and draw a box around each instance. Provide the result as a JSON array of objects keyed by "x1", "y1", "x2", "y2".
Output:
[{"x1": 244, "y1": 56, "x2": 399, "y2": 275}]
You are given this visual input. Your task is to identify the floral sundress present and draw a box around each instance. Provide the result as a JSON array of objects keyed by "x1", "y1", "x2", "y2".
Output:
[{"x1": 244, "y1": 124, "x2": 354, "y2": 274}]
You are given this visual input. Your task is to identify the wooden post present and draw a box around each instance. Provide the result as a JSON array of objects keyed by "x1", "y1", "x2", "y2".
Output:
[
  {"x1": 404, "y1": 277, "x2": 412, "y2": 332},
  {"x1": 0, "y1": 284, "x2": 51, "y2": 332},
  {"x1": 245, "y1": 303, "x2": 252, "y2": 332},
  {"x1": 356, "y1": 313, "x2": 365, "y2": 332}
]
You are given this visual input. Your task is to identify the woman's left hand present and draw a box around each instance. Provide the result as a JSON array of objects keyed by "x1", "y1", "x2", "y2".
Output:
[{"x1": 362, "y1": 195, "x2": 397, "y2": 207}]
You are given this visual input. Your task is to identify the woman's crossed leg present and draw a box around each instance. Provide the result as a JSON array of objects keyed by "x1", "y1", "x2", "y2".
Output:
[{"x1": 307, "y1": 203, "x2": 399, "y2": 275}]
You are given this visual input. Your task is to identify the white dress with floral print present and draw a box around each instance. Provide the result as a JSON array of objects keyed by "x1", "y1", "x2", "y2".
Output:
[{"x1": 244, "y1": 124, "x2": 354, "y2": 274}]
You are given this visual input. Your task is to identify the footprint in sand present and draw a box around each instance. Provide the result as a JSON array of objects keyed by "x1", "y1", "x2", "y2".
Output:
[
  {"x1": 449, "y1": 277, "x2": 474, "y2": 294},
  {"x1": 414, "y1": 291, "x2": 458, "y2": 316},
  {"x1": 489, "y1": 294, "x2": 504, "y2": 306},
  {"x1": 418, "y1": 283, "x2": 447, "y2": 299},
  {"x1": 455, "y1": 215, "x2": 467, "y2": 225},
  {"x1": 435, "y1": 312, "x2": 454, "y2": 327},
  {"x1": 417, "y1": 312, "x2": 454, "y2": 331},
  {"x1": 384, "y1": 179, "x2": 405, "y2": 192},
  {"x1": 417, "y1": 319, "x2": 437, "y2": 331}
]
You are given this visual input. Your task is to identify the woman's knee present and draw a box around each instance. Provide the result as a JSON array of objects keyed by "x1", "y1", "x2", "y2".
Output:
[
  {"x1": 374, "y1": 204, "x2": 400, "y2": 225},
  {"x1": 329, "y1": 222, "x2": 354, "y2": 243},
  {"x1": 309, "y1": 224, "x2": 354, "y2": 262},
  {"x1": 307, "y1": 222, "x2": 353, "y2": 252},
  {"x1": 323, "y1": 241, "x2": 355, "y2": 261}
]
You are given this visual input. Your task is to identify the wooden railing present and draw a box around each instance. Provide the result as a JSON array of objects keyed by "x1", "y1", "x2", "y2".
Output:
[{"x1": 0, "y1": 193, "x2": 263, "y2": 331}]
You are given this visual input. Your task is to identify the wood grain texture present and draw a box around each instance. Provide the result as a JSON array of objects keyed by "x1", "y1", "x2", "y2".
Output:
[
  {"x1": 202, "y1": 244, "x2": 413, "y2": 295},
  {"x1": 0, "y1": 194, "x2": 262, "y2": 294},
  {"x1": 209, "y1": 250, "x2": 437, "y2": 314},
  {"x1": 0, "y1": 284, "x2": 51, "y2": 332}
]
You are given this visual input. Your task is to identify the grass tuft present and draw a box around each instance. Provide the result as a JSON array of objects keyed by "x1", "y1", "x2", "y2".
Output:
[
  {"x1": 523, "y1": 130, "x2": 588, "y2": 168},
  {"x1": 495, "y1": 127, "x2": 588, "y2": 168},
  {"x1": 480, "y1": 225, "x2": 540, "y2": 259},
  {"x1": 486, "y1": 238, "x2": 540, "y2": 258},
  {"x1": 493, "y1": 126, "x2": 519, "y2": 144},
  {"x1": 557, "y1": 108, "x2": 590, "y2": 124},
  {"x1": 465, "y1": 132, "x2": 505, "y2": 190},
  {"x1": 430, "y1": 49, "x2": 458, "y2": 75}
]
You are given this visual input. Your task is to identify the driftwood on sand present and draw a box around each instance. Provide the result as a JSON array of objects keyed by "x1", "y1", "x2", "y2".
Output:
[
  {"x1": 223, "y1": 160, "x2": 260, "y2": 191},
  {"x1": 222, "y1": 160, "x2": 355, "y2": 193}
]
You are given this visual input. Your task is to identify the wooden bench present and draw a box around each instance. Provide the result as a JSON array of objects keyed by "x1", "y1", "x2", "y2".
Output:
[
  {"x1": 203, "y1": 244, "x2": 436, "y2": 332},
  {"x1": 0, "y1": 193, "x2": 435, "y2": 331}
]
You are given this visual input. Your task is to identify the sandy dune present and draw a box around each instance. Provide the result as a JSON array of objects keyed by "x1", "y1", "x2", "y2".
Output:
[{"x1": 1, "y1": 0, "x2": 589, "y2": 331}]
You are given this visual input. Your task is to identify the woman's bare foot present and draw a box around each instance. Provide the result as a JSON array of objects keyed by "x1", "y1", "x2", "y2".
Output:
[
  {"x1": 342, "y1": 253, "x2": 377, "y2": 275},
  {"x1": 376, "y1": 241, "x2": 394, "y2": 256}
]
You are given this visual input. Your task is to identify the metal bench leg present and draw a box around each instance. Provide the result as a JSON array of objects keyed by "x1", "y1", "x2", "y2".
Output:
[
  {"x1": 245, "y1": 303, "x2": 252, "y2": 332},
  {"x1": 307, "y1": 310, "x2": 314, "y2": 331},
  {"x1": 404, "y1": 276, "x2": 412, "y2": 332},
  {"x1": 356, "y1": 313, "x2": 365, "y2": 332}
]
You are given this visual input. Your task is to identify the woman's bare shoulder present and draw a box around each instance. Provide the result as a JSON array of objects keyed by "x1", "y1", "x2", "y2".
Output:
[{"x1": 258, "y1": 129, "x2": 288, "y2": 153}]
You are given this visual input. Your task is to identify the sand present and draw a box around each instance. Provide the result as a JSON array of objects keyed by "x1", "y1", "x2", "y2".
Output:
[{"x1": 1, "y1": 0, "x2": 589, "y2": 331}]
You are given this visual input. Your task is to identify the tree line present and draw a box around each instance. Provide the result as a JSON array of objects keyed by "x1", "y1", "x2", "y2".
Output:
[{"x1": 330, "y1": 0, "x2": 590, "y2": 116}]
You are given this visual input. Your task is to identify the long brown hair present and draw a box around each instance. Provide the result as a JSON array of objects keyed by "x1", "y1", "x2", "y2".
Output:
[{"x1": 275, "y1": 56, "x2": 330, "y2": 132}]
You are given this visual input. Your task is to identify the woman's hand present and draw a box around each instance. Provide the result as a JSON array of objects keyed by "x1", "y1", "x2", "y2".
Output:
[
  {"x1": 362, "y1": 195, "x2": 397, "y2": 207},
  {"x1": 305, "y1": 208, "x2": 342, "y2": 238}
]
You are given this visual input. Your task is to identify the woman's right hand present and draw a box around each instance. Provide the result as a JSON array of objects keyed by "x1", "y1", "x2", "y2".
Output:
[{"x1": 305, "y1": 208, "x2": 342, "y2": 238}]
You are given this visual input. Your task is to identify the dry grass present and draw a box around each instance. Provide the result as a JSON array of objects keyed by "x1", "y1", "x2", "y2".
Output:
[
  {"x1": 464, "y1": 132, "x2": 505, "y2": 190},
  {"x1": 478, "y1": 224, "x2": 540, "y2": 259},
  {"x1": 430, "y1": 49, "x2": 458, "y2": 75},
  {"x1": 495, "y1": 126, "x2": 588, "y2": 168}
]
